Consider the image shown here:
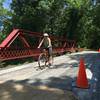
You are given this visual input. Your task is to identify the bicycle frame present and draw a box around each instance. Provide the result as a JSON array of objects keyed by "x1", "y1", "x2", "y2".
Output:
[
  {"x1": 38, "y1": 48, "x2": 49, "y2": 69},
  {"x1": 41, "y1": 49, "x2": 49, "y2": 57},
  {"x1": 38, "y1": 48, "x2": 53, "y2": 69}
]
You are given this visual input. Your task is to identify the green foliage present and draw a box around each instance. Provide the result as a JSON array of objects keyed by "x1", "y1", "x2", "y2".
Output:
[
  {"x1": 1, "y1": 0, "x2": 100, "y2": 49},
  {"x1": 10, "y1": 0, "x2": 50, "y2": 32},
  {"x1": 0, "y1": 0, "x2": 12, "y2": 43}
]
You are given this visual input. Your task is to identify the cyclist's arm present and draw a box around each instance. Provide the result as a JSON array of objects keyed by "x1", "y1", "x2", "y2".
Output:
[{"x1": 38, "y1": 38, "x2": 44, "y2": 48}]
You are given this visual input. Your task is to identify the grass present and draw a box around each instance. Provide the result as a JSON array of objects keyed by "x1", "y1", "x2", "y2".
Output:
[{"x1": 0, "y1": 57, "x2": 35, "y2": 69}]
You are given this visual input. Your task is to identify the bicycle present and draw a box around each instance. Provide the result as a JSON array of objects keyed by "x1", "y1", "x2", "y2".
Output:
[{"x1": 38, "y1": 48, "x2": 53, "y2": 69}]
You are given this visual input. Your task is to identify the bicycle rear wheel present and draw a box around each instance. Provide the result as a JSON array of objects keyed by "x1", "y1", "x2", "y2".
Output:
[{"x1": 38, "y1": 54, "x2": 47, "y2": 69}]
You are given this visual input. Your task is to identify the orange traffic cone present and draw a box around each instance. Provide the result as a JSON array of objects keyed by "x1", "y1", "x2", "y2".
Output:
[
  {"x1": 76, "y1": 58, "x2": 89, "y2": 89},
  {"x1": 98, "y1": 48, "x2": 100, "y2": 52}
]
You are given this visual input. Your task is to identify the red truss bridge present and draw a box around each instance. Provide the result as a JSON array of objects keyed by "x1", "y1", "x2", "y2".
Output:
[{"x1": 0, "y1": 29, "x2": 77, "y2": 61}]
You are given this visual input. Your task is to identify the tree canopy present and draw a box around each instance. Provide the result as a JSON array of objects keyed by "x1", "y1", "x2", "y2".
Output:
[
  {"x1": 0, "y1": 0, "x2": 11, "y2": 43},
  {"x1": 0, "y1": 0, "x2": 100, "y2": 49}
]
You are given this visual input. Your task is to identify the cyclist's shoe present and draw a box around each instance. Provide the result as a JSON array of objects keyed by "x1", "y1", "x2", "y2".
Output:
[{"x1": 48, "y1": 63, "x2": 53, "y2": 69}]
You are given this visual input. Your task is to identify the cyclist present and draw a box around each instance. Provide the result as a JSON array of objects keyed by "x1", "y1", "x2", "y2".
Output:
[{"x1": 38, "y1": 33, "x2": 53, "y2": 68}]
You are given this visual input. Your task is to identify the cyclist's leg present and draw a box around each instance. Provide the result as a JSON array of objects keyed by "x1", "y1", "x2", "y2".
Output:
[{"x1": 48, "y1": 47, "x2": 53, "y2": 66}]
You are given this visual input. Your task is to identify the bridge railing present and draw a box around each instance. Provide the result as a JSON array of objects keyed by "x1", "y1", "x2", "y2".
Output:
[{"x1": 0, "y1": 29, "x2": 77, "y2": 61}]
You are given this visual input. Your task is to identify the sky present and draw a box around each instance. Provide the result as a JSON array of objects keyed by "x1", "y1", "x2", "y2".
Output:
[
  {"x1": 92, "y1": 0, "x2": 97, "y2": 5},
  {"x1": 3, "y1": 0, "x2": 12, "y2": 10}
]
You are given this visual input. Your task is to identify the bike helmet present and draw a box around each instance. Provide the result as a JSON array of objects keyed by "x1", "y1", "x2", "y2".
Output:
[{"x1": 43, "y1": 33, "x2": 49, "y2": 37}]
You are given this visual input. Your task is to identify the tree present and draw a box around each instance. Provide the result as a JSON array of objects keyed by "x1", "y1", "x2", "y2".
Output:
[
  {"x1": 2, "y1": 0, "x2": 100, "y2": 49},
  {"x1": 10, "y1": 0, "x2": 51, "y2": 32},
  {"x1": 0, "y1": 0, "x2": 11, "y2": 43}
]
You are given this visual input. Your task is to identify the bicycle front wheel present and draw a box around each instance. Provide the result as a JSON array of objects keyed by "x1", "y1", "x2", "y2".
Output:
[{"x1": 38, "y1": 54, "x2": 47, "y2": 69}]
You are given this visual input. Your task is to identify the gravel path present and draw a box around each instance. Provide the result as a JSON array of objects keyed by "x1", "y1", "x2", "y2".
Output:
[{"x1": 0, "y1": 51, "x2": 100, "y2": 100}]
